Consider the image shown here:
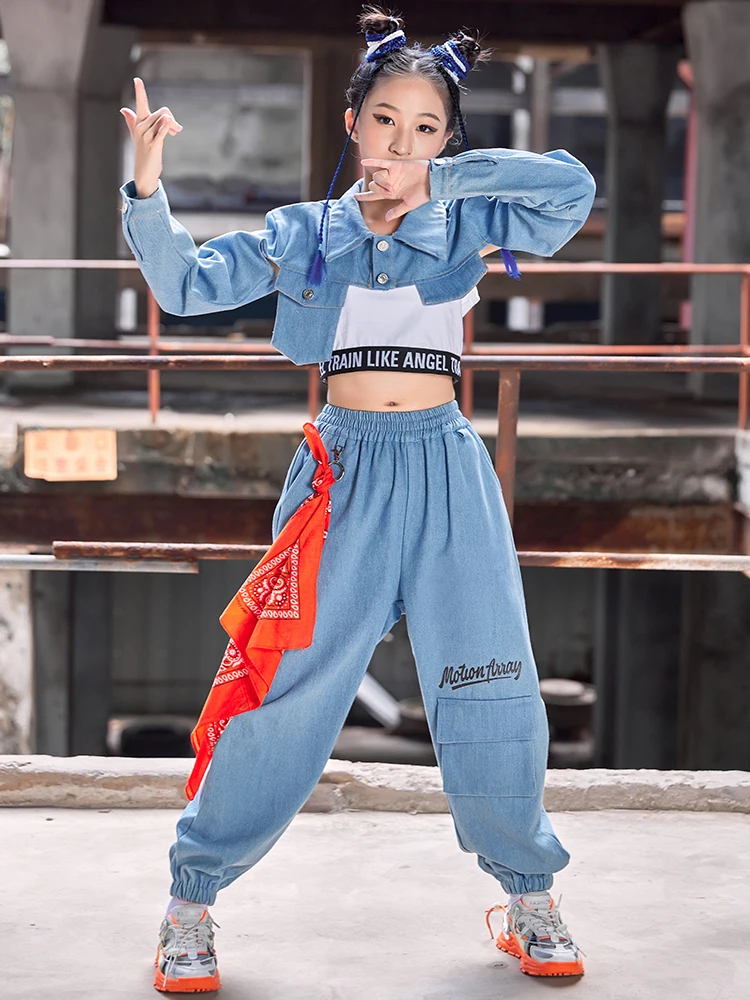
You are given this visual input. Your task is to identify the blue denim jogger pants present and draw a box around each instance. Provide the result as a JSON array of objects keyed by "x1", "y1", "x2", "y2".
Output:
[{"x1": 169, "y1": 400, "x2": 570, "y2": 905}]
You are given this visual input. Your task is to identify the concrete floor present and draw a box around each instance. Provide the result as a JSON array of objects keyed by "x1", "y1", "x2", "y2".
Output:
[{"x1": 4, "y1": 807, "x2": 749, "y2": 999}]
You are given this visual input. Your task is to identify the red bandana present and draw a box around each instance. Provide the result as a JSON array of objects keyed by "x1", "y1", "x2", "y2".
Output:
[{"x1": 185, "y1": 422, "x2": 339, "y2": 801}]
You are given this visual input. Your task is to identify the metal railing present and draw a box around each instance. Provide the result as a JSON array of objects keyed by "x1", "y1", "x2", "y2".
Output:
[
  {"x1": 0, "y1": 258, "x2": 749, "y2": 575},
  {"x1": 1, "y1": 259, "x2": 749, "y2": 430}
]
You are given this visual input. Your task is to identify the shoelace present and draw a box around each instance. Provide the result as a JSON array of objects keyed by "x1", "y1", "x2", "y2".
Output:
[
  {"x1": 159, "y1": 911, "x2": 221, "y2": 989},
  {"x1": 485, "y1": 892, "x2": 587, "y2": 957}
]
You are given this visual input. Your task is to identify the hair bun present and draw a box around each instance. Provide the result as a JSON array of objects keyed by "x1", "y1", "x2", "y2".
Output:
[
  {"x1": 450, "y1": 29, "x2": 484, "y2": 72},
  {"x1": 430, "y1": 29, "x2": 489, "y2": 85},
  {"x1": 358, "y1": 4, "x2": 407, "y2": 63}
]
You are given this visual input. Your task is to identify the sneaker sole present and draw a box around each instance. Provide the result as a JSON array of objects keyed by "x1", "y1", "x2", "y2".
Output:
[
  {"x1": 496, "y1": 929, "x2": 584, "y2": 977},
  {"x1": 153, "y1": 968, "x2": 221, "y2": 993},
  {"x1": 153, "y1": 945, "x2": 221, "y2": 993}
]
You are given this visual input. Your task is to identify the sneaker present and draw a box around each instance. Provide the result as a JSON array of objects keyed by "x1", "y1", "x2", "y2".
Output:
[
  {"x1": 485, "y1": 890, "x2": 585, "y2": 977},
  {"x1": 153, "y1": 902, "x2": 222, "y2": 993}
]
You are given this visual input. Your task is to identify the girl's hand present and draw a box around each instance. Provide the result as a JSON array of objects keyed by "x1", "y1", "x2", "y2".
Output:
[
  {"x1": 354, "y1": 158, "x2": 431, "y2": 221},
  {"x1": 120, "y1": 77, "x2": 183, "y2": 200}
]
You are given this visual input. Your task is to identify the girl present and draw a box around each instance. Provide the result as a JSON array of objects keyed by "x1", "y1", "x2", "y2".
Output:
[{"x1": 120, "y1": 5, "x2": 596, "y2": 992}]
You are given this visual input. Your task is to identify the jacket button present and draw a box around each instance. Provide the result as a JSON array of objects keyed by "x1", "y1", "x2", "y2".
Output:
[
  {"x1": 376, "y1": 240, "x2": 389, "y2": 251},
  {"x1": 376, "y1": 272, "x2": 389, "y2": 284},
  {"x1": 302, "y1": 288, "x2": 315, "y2": 300}
]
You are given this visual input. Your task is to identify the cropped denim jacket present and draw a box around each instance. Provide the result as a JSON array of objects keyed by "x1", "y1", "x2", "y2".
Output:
[{"x1": 119, "y1": 147, "x2": 596, "y2": 366}]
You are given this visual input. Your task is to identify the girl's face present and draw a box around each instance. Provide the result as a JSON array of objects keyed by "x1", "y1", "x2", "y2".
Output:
[{"x1": 344, "y1": 73, "x2": 453, "y2": 163}]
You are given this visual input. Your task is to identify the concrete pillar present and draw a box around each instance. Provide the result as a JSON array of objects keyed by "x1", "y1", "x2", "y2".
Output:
[
  {"x1": 679, "y1": 572, "x2": 750, "y2": 769},
  {"x1": 0, "y1": 0, "x2": 135, "y2": 390},
  {"x1": 683, "y1": 2, "x2": 750, "y2": 398},
  {"x1": 31, "y1": 571, "x2": 72, "y2": 755},
  {"x1": 70, "y1": 572, "x2": 113, "y2": 755},
  {"x1": 76, "y1": 20, "x2": 138, "y2": 344},
  {"x1": 594, "y1": 569, "x2": 683, "y2": 768},
  {"x1": 31, "y1": 569, "x2": 114, "y2": 756},
  {"x1": 598, "y1": 43, "x2": 679, "y2": 344},
  {"x1": 0, "y1": 570, "x2": 33, "y2": 753}
]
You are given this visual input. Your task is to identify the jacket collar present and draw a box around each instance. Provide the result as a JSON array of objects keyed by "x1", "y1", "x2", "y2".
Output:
[{"x1": 324, "y1": 176, "x2": 448, "y2": 262}]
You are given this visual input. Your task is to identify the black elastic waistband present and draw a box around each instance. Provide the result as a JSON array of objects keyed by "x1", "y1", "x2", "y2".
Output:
[{"x1": 319, "y1": 345, "x2": 461, "y2": 384}]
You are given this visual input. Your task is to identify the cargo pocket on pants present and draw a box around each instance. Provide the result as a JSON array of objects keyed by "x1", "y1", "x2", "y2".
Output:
[{"x1": 435, "y1": 694, "x2": 545, "y2": 797}]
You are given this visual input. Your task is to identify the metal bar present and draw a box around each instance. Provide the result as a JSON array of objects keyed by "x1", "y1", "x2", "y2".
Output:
[
  {"x1": 457, "y1": 356, "x2": 750, "y2": 373},
  {"x1": 741, "y1": 273, "x2": 750, "y2": 431},
  {"x1": 497, "y1": 370, "x2": 520, "y2": 523},
  {"x1": 460, "y1": 306, "x2": 475, "y2": 420},
  {"x1": 485, "y1": 262, "x2": 750, "y2": 275},
  {"x1": 0, "y1": 554, "x2": 198, "y2": 573},
  {"x1": 0, "y1": 339, "x2": 744, "y2": 358},
  {"x1": 1, "y1": 259, "x2": 749, "y2": 275},
  {"x1": 1, "y1": 354, "x2": 748, "y2": 373},
  {"x1": 0, "y1": 334, "x2": 270, "y2": 351},
  {"x1": 467, "y1": 342, "x2": 745, "y2": 355},
  {"x1": 308, "y1": 367, "x2": 322, "y2": 421},
  {"x1": 356, "y1": 672, "x2": 401, "y2": 728},
  {"x1": 147, "y1": 289, "x2": 161, "y2": 425},
  {"x1": 23, "y1": 543, "x2": 750, "y2": 575},
  {"x1": 0, "y1": 260, "x2": 142, "y2": 269},
  {"x1": 52, "y1": 541, "x2": 269, "y2": 561},
  {"x1": 518, "y1": 552, "x2": 750, "y2": 571}
]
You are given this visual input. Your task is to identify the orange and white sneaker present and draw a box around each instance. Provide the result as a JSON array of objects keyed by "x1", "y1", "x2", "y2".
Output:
[
  {"x1": 153, "y1": 902, "x2": 221, "y2": 993},
  {"x1": 485, "y1": 890, "x2": 585, "y2": 977}
]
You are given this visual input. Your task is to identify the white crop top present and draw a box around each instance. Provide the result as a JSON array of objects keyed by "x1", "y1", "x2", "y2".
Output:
[{"x1": 318, "y1": 284, "x2": 480, "y2": 385}]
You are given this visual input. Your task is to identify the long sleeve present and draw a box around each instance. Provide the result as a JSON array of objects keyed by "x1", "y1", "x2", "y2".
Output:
[
  {"x1": 428, "y1": 147, "x2": 596, "y2": 257},
  {"x1": 119, "y1": 179, "x2": 282, "y2": 315}
]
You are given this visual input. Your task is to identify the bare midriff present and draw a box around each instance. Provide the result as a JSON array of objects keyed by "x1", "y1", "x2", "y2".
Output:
[{"x1": 325, "y1": 370, "x2": 456, "y2": 411}]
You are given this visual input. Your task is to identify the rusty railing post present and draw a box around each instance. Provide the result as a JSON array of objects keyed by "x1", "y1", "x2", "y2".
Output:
[
  {"x1": 461, "y1": 305, "x2": 475, "y2": 419},
  {"x1": 741, "y1": 269, "x2": 750, "y2": 431},
  {"x1": 496, "y1": 369, "x2": 520, "y2": 523},
  {"x1": 147, "y1": 288, "x2": 161, "y2": 424},
  {"x1": 308, "y1": 367, "x2": 323, "y2": 420}
]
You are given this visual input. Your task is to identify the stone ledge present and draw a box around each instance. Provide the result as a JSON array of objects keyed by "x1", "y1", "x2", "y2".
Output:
[
  {"x1": 1, "y1": 756, "x2": 749, "y2": 812},
  {"x1": 0, "y1": 413, "x2": 740, "y2": 504}
]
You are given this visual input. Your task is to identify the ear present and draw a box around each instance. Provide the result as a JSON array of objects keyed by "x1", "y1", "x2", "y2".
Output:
[{"x1": 344, "y1": 108, "x2": 359, "y2": 143}]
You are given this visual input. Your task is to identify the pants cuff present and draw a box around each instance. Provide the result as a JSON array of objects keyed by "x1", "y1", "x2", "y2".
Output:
[
  {"x1": 170, "y1": 878, "x2": 219, "y2": 907},
  {"x1": 494, "y1": 873, "x2": 554, "y2": 895}
]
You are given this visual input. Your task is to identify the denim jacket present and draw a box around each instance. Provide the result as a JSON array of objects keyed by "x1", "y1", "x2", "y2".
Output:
[{"x1": 119, "y1": 147, "x2": 596, "y2": 366}]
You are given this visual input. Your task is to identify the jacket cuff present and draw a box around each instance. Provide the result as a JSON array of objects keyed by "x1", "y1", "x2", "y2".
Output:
[
  {"x1": 119, "y1": 178, "x2": 170, "y2": 220},
  {"x1": 428, "y1": 157, "x2": 453, "y2": 200}
]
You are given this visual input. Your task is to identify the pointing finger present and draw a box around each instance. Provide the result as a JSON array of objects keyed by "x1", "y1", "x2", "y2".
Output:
[{"x1": 134, "y1": 77, "x2": 151, "y2": 121}]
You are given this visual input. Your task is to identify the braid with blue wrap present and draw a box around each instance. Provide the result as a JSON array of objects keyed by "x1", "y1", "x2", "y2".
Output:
[
  {"x1": 306, "y1": 15, "x2": 405, "y2": 286},
  {"x1": 429, "y1": 36, "x2": 520, "y2": 281}
]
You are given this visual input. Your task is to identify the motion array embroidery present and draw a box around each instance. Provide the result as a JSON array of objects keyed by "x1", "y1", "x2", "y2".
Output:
[{"x1": 439, "y1": 657, "x2": 523, "y2": 690}]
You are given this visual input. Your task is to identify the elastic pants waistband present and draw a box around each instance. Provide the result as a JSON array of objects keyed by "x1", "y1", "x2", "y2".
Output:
[{"x1": 314, "y1": 400, "x2": 468, "y2": 442}]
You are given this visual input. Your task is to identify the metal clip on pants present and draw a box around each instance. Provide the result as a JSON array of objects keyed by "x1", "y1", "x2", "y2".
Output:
[{"x1": 169, "y1": 400, "x2": 571, "y2": 906}]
